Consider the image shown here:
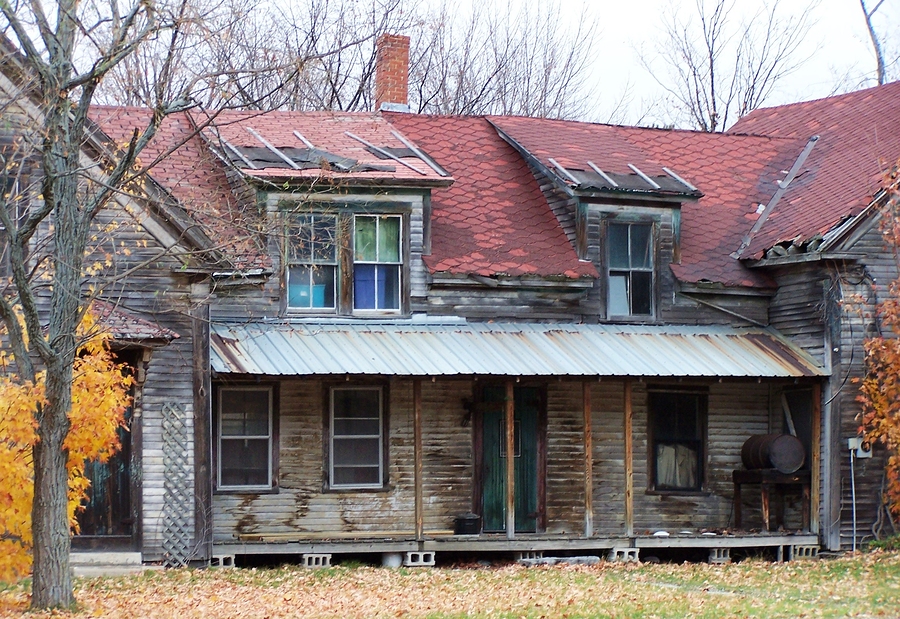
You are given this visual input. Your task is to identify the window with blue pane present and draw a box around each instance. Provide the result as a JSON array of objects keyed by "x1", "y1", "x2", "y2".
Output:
[
  {"x1": 608, "y1": 222, "x2": 654, "y2": 317},
  {"x1": 353, "y1": 215, "x2": 401, "y2": 311},
  {"x1": 286, "y1": 214, "x2": 337, "y2": 311}
]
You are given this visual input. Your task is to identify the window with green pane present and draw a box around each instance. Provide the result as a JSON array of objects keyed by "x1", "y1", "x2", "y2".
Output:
[
  {"x1": 217, "y1": 387, "x2": 273, "y2": 489},
  {"x1": 287, "y1": 214, "x2": 336, "y2": 310},
  {"x1": 608, "y1": 222, "x2": 653, "y2": 317},
  {"x1": 354, "y1": 215, "x2": 401, "y2": 311}
]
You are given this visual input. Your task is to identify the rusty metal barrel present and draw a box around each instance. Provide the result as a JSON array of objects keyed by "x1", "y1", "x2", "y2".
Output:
[{"x1": 741, "y1": 433, "x2": 805, "y2": 474}]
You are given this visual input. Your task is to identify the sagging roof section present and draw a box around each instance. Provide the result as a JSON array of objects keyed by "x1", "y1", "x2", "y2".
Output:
[{"x1": 210, "y1": 322, "x2": 824, "y2": 378}]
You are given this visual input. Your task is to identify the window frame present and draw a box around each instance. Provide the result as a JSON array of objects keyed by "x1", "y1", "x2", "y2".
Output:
[
  {"x1": 647, "y1": 387, "x2": 707, "y2": 493},
  {"x1": 281, "y1": 206, "x2": 409, "y2": 317},
  {"x1": 352, "y1": 214, "x2": 403, "y2": 313},
  {"x1": 327, "y1": 385, "x2": 388, "y2": 490},
  {"x1": 284, "y1": 212, "x2": 339, "y2": 312},
  {"x1": 606, "y1": 220, "x2": 655, "y2": 319},
  {"x1": 215, "y1": 384, "x2": 278, "y2": 493}
]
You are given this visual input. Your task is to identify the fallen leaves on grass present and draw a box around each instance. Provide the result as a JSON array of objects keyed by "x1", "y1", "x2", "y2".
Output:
[{"x1": 0, "y1": 550, "x2": 897, "y2": 618}]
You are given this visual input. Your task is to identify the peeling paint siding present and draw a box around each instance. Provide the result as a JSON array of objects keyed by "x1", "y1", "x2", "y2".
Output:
[
  {"x1": 836, "y1": 223, "x2": 896, "y2": 548},
  {"x1": 89, "y1": 203, "x2": 198, "y2": 562},
  {"x1": 631, "y1": 382, "x2": 773, "y2": 532}
]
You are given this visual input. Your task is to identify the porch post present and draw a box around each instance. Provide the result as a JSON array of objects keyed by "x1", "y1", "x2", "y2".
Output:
[
  {"x1": 414, "y1": 379, "x2": 424, "y2": 541},
  {"x1": 624, "y1": 378, "x2": 634, "y2": 537},
  {"x1": 583, "y1": 380, "x2": 593, "y2": 538},
  {"x1": 811, "y1": 383, "x2": 821, "y2": 534},
  {"x1": 190, "y1": 281, "x2": 212, "y2": 562},
  {"x1": 505, "y1": 379, "x2": 516, "y2": 540}
]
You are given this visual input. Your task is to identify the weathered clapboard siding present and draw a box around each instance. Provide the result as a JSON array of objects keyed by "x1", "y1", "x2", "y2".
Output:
[
  {"x1": 591, "y1": 382, "x2": 627, "y2": 536},
  {"x1": 834, "y1": 222, "x2": 898, "y2": 547},
  {"x1": 93, "y1": 202, "x2": 199, "y2": 561},
  {"x1": 631, "y1": 382, "x2": 772, "y2": 532},
  {"x1": 421, "y1": 380, "x2": 474, "y2": 532},
  {"x1": 426, "y1": 276, "x2": 595, "y2": 322},
  {"x1": 213, "y1": 378, "x2": 417, "y2": 540},
  {"x1": 545, "y1": 382, "x2": 587, "y2": 534},
  {"x1": 769, "y1": 265, "x2": 829, "y2": 364}
]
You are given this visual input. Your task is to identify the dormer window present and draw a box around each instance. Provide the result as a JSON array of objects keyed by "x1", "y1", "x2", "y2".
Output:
[
  {"x1": 287, "y1": 214, "x2": 338, "y2": 310},
  {"x1": 354, "y1": 215, "x2": 401, "y2": 311},
  {"x1": 608, "y1": 222, "x2": 653, "y2": 317},
  {"x1": 284, "y1": 207, "x2": 407, "y2": 315}
]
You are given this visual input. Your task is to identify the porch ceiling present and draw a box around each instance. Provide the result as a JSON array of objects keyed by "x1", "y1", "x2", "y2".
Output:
[{"x1": 209, "y1": 321, "x2": 825, "y2": 379}]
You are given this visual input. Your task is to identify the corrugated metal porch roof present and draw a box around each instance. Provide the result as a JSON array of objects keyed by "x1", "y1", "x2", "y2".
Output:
[{"x1": 210, "y1": 322, "x2": 825, "y2": 378}]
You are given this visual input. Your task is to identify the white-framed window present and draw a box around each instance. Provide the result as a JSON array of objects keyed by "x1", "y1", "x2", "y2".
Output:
[
  {"x1": 329, "y1": 386, "x2": 384, "y2": 488},
  {"x1": 217, "y1": 386, "x2": 273, "y2": 490},
  {"x1": 608, "y1": 222, "x2": 654, "y2": 317},
  {"x1": 283, "y1": 209, "x2": 404, "y2": 315},
  {"x1": 286, "y1": 213, "x2": 337, "y2": 310},
  {"x1": 353, "y1": 215, "x2": 401, "y2": 311}
]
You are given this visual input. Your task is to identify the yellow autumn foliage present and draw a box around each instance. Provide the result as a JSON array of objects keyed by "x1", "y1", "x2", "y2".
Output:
[{"x1": 0, "y1": 309, "x2": 132, "y2": 583}]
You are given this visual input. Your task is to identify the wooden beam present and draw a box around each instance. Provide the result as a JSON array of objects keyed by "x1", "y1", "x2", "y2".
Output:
[
  {"x1": 624, "y1": 378, "x2": 634, "y2": 537},
  {"x1": 505, "y1": 379, "x2": 516, "y2": 540},
  {"x1": 583, "y1": 380, "x2": 593, "y2": 538},
  {"x1": 191, "y1": 282, "x2": 212, "y2": 562},
  {"x1": 414, "y1": 379, "x2": 424, "y2": 541},
  {"x1": 811, "y1": 385, "x2": 822, "y2": 534}
]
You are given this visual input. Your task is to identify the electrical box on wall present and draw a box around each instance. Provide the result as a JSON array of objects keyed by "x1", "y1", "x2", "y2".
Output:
[{"x1": 848, "y1": 437, "x2": 873, "y2": 459}]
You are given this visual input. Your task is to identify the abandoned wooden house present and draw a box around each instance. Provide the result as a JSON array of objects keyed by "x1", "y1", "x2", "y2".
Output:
[{"x1": 2, "y1": 34, "x2": 899, "y2": 568}]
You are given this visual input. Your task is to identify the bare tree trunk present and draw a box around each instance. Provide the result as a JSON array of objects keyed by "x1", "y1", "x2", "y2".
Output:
[{"x1": 860, "y1": 0, "x2": 886, "y2": 85}]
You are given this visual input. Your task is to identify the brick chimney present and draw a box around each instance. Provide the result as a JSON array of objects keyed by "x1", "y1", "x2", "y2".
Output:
[{"x1": 375, "y1": 34, "x2": 410, "y2": 112}]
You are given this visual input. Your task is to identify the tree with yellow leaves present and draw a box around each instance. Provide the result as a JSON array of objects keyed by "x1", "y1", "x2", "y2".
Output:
[{"x1": 0, "y1": 311, "x2": 132, "y2": 583}]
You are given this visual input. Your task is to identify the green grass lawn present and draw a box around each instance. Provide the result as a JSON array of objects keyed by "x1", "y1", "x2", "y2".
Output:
[{"x1": 2, "y1": 550, "x2": 898, "y2": 618}]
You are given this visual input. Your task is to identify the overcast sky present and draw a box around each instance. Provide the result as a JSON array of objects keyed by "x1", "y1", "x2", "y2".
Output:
[{"x1": 475, "y1": 0, "x2": 897, "y2": 125}]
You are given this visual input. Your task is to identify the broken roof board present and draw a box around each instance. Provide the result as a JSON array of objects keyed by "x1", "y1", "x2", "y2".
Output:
[{"x1": 729, "y1": 81, "x2": 900, "y2": 260}]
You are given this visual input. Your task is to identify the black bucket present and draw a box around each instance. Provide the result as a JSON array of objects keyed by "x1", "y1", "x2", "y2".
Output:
[{"x1": 454, "y1": 513, "x2": 481, "y2": 535}]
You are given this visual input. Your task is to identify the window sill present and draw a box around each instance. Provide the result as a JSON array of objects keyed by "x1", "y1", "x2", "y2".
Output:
[
  {"x1": 646, "y1": 488, "x2": 710, "y2": 497},
  {"x1": 323, "y1": 485, "x2": 391, "y2": 494},
  {"x1": 215, "y1": 486, "x2": 280, "y2": 496}
]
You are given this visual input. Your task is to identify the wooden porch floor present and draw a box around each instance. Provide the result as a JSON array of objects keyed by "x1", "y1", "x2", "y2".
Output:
[{"x1": 213, "y1": 531, "x2": 819, "y2": 557}]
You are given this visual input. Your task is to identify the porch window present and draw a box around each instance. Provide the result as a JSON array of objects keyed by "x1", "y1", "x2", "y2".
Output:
[
  {"x1": 330, "y1": 387, "x2": 384, "y2": 488},
  {"x1": 649, "y1": 390, "x2": 706, "y2": 491},
  {"x1": 354, "y1": 215, "x2": 401, "y2": 311},
  {"x1": 217, "y1": 386, "x2": 274, "y2": 489},
  {"x1": 608, "y1": 222, "x2": 653, "y2": 317},
  {"x1": 286, "y1": 214, "x2": 337, "y2": 310}
]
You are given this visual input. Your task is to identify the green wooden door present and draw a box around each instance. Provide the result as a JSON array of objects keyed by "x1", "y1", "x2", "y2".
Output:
[{"x1": 481, "y1": 386, "x2": 540, "y2": 533}]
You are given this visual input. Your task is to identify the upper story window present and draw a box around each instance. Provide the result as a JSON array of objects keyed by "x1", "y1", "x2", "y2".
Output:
[
  {"x1": 354, "y1": 215, "x2": 401, "y2": 311},
  {"x1": 284, "y1": 209, "x2": 406, "y2": 315},
  {"x1": 608, "y1": 222, "x2": 653, "y2": 317},
  {"x1": 287, "y1": 214, "x2": 337, "y2": 310}
]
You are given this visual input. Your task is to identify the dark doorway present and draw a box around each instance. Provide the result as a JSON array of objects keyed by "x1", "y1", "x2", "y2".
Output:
[
  {"x1": 73, "y1": 349, "x2": 140, "y2": 551},
  {"x1": 479, "y1": 385, "x2": 543, "y2": 533}
]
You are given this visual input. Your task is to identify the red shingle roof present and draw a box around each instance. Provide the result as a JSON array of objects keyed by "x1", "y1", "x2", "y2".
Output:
[
  {"x1": 491, "y1": 117, "x2": 805, "y2": 288},
  {"x1": 730, "y1": 81, "x2": 900, "y2": 259},
  {"x1": 384, "y1": 114, "x2": 596, "y2": 279},
  {"x1": 93, "y1": 300, "x2": 180, "y2": 342},
  {"x1": 90, "y1": 106, "x2": 269, "y2": 270},
  {"x1": 209, "y1": 110, "x2": 448, "y2": 185}
]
